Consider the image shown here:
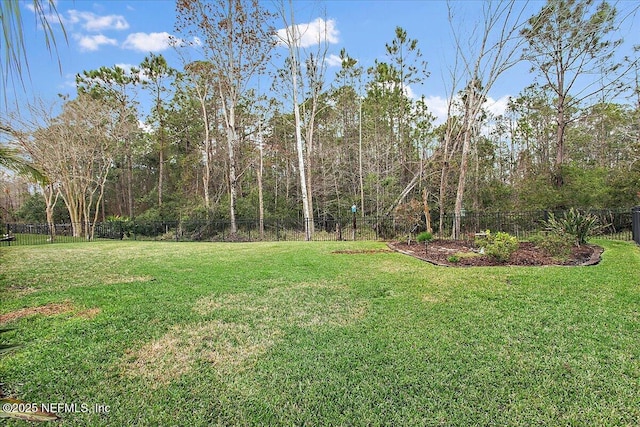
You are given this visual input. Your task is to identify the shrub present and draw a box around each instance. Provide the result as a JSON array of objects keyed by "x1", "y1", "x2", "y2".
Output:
[
  {"x1": 417, "y1": 231, "x2": 433, "y2": 254},
  {"x1": 529, "y1": 232, "x2": 574, "y2": 261},
  {"x1": 447, "y1": 255, "x2": 461, "y2": 264},
  {"x1": 475, "y1": 230, "x2": 519, "y2": 263},
  {"x1": 544, "y1": 208, "x2": 604, "y2": 246},
  {"x1": 416, "y1": 231, "x2": 433, "y2": 244}
]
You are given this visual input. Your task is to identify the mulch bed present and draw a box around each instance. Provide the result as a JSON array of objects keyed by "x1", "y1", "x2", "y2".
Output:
[{"x1": 388, "y1": 239, "x2": 603, "y2": 267}]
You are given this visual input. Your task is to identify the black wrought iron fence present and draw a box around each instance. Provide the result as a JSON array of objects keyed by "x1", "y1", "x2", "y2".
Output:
[
  {"x1": 633, "y1": 206, "x2": 640, "y2": 245},
  {"x1": 1, "y1": 209, "x2": 634, "y2": 246}
]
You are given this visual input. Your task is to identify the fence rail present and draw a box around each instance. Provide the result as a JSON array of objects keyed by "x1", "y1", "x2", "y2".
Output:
[
  {"x1": 633, "y1": 206, "x2": 640, "y2": 245},
  {"x1": 1, "y1": 209, "x2": 635, "y2": 246}
]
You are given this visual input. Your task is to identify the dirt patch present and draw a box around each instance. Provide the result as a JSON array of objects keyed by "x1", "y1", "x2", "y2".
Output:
[
  {"x1": 102, "y1": 275, "x2": 155, "y2": 285},
  {"x1": 388, "y1": 239, "x2": 603, "y2": 267},
  {"x1": 0, "y1": 302, "x2": 101, "y2": 324},
  {"x1": 0, "y1": 302, "x2": 75, "y2": 324},
  {"x1": 122, "y1": 321, "x2": 280, "y2": 386},
  {"x1": 124, "y1": 283, "x2": 370, "y2": 385},
  {"x1": 76, "y1": 307, "x2": 102, "y2": 319}
]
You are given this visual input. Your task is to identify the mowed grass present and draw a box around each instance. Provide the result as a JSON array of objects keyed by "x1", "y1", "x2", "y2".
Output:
[{"x1": 1, "y1": 240, "x2": 639, "y2": 426}]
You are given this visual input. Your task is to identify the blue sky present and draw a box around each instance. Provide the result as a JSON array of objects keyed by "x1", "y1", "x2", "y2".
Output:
[{"x1": 5, "y1": 0, "x2": 639, "y2": 123}]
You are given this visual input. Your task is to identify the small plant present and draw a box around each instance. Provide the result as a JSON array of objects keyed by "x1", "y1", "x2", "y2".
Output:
[
  {"x1": 529, "y1": 231, "x2": 574, "y2": 261},
  {"x1": 543, "y1": 208, "x2": 605, "y2": 247},
  {"x1": 475, "y1": 230, "x2": 519, "y2": 263},
  {"x1": 447, "y1": 255, "x2": 461, "y2": 264},
  {"x1": 416, "y1": 231, "x2": 433, "y2": 255}
]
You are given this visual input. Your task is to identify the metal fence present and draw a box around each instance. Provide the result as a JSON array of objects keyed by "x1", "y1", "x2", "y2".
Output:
[
  {"x1": 1, "y1": 209, "x2": 635, "y2": 246},
  {"x1": 633, "y1": 206, "x2": 640, "y2": 245}
]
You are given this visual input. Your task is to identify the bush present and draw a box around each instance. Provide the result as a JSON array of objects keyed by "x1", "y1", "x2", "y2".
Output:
[
  {"x1": 529, "y1": 232, "x2": 574, "y2": 261},
  {"x1": 544, "y1": 208, "x2": 604, "y2": 246},
  {"x1": 416, "y1": 231, "x2": 433, "y2": 254},
  {"x1": 416, "y1": 231, "x2": 433, "y2": 244},
  {"x1": 475, "y1": 230, "x2": 519, "y2": 263},
  {"x1": 447, "y1": 255, "x2": 461, "y2": 264}
]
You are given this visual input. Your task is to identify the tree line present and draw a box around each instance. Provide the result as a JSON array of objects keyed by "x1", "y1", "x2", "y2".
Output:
[{"x1": 1, "y1": 0, "x2": 639, "y2": 240}]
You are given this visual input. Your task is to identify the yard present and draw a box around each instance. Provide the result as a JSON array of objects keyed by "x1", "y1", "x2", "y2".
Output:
[{"x1": 1, "y1": 240, "x2": 639, "y2": 426}]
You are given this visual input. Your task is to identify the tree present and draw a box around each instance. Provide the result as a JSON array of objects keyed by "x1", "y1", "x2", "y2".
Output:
[
  {"x1": 521, "y1": 0, "x2": 629, "y2": 187},
  {"x1": 181, "y1": 61, "x2": 218, "y2": 210},
  {"x1": 76, "y1": 65, "x2": 140, "y2": 218},
  {"x1": 176, "y1": 0, "x2": 275, "y2": 236},
  {"x1": 447, "y1": 0, "x2": 527, "y2": 238},
  {"x1": 9, "y1": 95, "x2": 128, "y2": 239},
  {"x1": 274, "y1": 1, "x2": 313, "y2": 240},
  {"x1": 139, "y1": 53, "x2": 177, "y2": 209}
]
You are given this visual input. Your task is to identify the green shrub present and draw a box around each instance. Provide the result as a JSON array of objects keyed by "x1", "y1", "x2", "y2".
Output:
[
  {"x1": 529, "y1": 232, "x2": 574, "y2": 261},
  {"x1": 417, "y1": 231, "x2": 433, "y2": 254},
  {"x1": 544, "y1": 208, "x2": 604, "y2": 246},
  {"x1": 447, "y1": 255, "x2": 461, "y2": 264},
  {"x1": 416, "y1": 231, "x2": 433, "y2": 243},
  {"x1": 475, "y1": 230, "x2": 519, "y2": 263}
]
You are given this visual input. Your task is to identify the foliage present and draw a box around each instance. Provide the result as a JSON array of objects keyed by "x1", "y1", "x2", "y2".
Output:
[
  {"x1": 395, "y1": 199, "x2": 424, "y2": 233},
  {"x1": 14, "y1": 193, "x2": 69, "y2": 224},
  {"x1": 2, "y1": 1, "x2": 639, "y2": 237},
  {"x1": 447, "y1": 255, "x2": 461, "y2": 263},
  {"x1": 528, "y1": 231, "x2": 574, "y2": 261},
  {"x1": 543, "y1": 208, "x2": 605, "y2": 246},
  {"x1": 417, "y1": 230, "x2": 433, "y2": 254},
  {"x1": 416, "y1": 231, "x2": 433, "y2": 243},
  {"x1": 475, "y1": 230, "x2": 520, "y2": 263}
]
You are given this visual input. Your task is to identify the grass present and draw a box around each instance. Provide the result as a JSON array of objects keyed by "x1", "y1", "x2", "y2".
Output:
[{"x1": 1, "y1": 239, "x2": 639, "y2": 426}]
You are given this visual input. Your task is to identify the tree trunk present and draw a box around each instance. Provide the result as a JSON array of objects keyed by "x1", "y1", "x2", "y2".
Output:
[
  {"x1": 453, "y1": 122, "x2": 472, "y2": 240},
  {"x1": 226, "y1": 121, "x2": 238, "y2": 235},
  {"x1": 257, "y1": 133, "x2": 265, "y2": 239},
  {"x1": 554, "y1": 96, "x2": 566, "y2": 188}
]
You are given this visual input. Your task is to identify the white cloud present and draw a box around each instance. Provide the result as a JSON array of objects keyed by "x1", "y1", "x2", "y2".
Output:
[
  {"x1": 276, "y1": 18, "x2": 339, "y2": 48},
  {"x1": 423, "y1": 95, "x2": 450, "y2": 125},
  {"x1": 404, "y1": 84, "x2": 417, "y2": 100},
  {"x1": 483, "y1": 95, "x2": 511, "y2": 117},
  {"x1": 326, "y1": 54, "x2": 342, "y2": 67},
  {"x1": 74, "y1": 34, "x2": 118, "y2": 52},
  {"x1": 67, "y1": 10, "x2": 129, "y2": 32},
  {"x1": 375, "y1": 82, "x2": 418, "y2": 100},
  {"x1": 423, "y1": 94, "x2": 511, "y2": 125},
  {"x1": 122, "y1": 32, "x2": 175, "y2": 52},
  {"x1": 138, "y1": 120, "x2": 154, "y2": 134}
]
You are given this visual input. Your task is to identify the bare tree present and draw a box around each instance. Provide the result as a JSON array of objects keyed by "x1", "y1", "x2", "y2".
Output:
[
  {"x1": 275, "y1": 1, "x2": 312, "y2": 240},
  {"x1": 275, "y1": 3, "x2": 336, "y2": 239},
  {"x1": 447, "y1": 0, "x2": 527, "y2": 238},
  {"x1": 9, "y1": 95, "x2": 127, "y2": 239},
  {"x1": 176, "y1": 0, "x2": 275, "y2": 235},
  {"x1": 182, "y1": 61, "x2": 218, "y2": 210}
]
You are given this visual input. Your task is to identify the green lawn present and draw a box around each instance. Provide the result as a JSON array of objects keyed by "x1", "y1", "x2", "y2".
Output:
[{"x1": 1, "y1": 240, "x2": 639, "y2": 426}]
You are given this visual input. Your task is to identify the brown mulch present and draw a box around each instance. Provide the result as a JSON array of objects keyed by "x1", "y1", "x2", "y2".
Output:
[{"x1": 388, "y1": 239, "x2": 603, "y2": 267}]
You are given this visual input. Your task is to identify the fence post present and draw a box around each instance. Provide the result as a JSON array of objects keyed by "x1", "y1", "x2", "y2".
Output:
[{"x1": 632, "y1": 206, "x2": 640, "y2": 246}]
